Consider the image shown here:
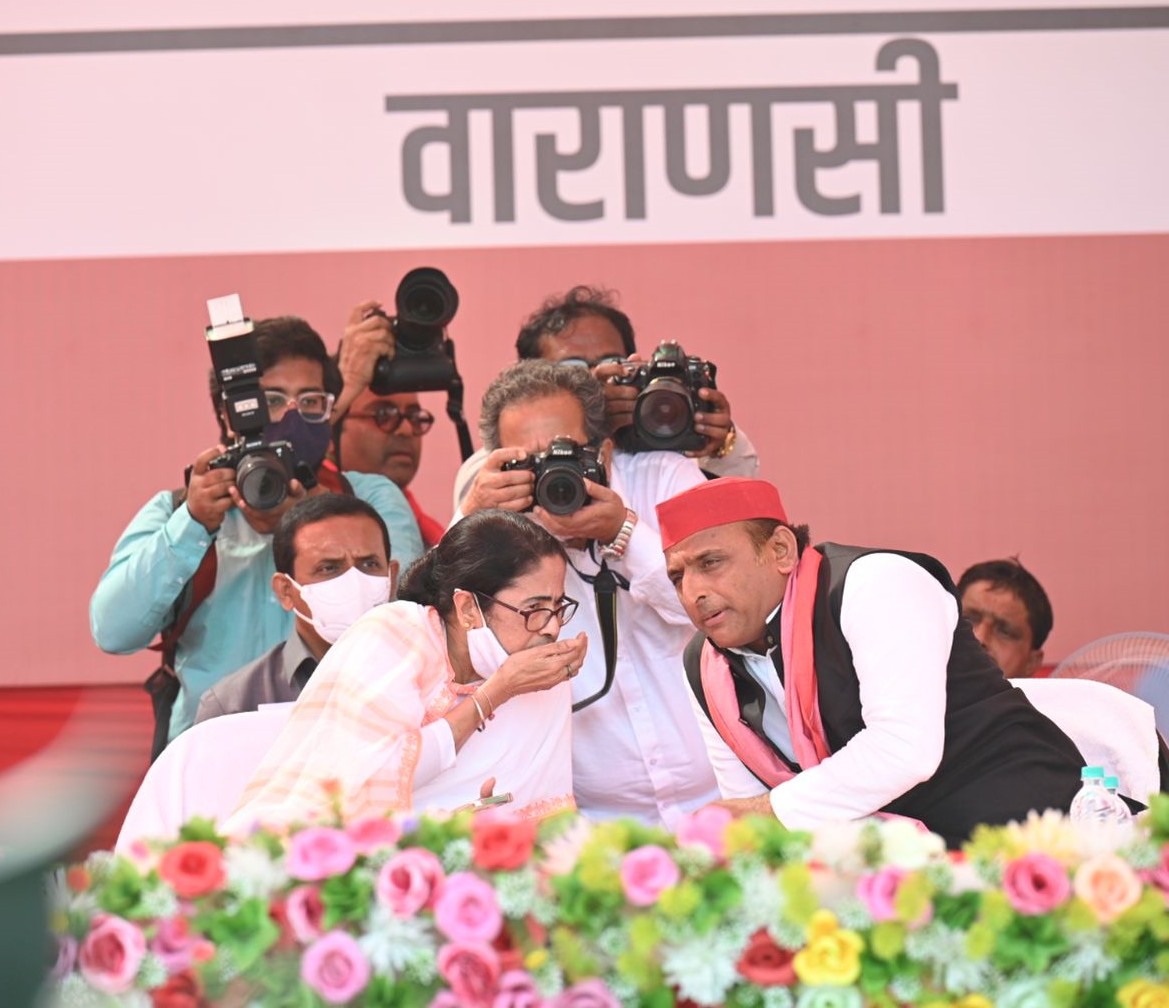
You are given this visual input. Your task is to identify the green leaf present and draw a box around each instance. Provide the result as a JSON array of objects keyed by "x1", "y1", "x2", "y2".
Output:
[
  {"x1": 193, "y1": 897, "x2": 280, "y2": 973},
  {"x1": 94, "y1": 858, "x2": 152, "y2": 918},
  {"x1": 869, "y1": 921, "x2": 906, "y2": 961},
  {"x1": 176, "y1": 817, "x2": 226, "y2": 846},
  {"x1": 320, "y1": 870, "x2": 374, "y2": 929}
]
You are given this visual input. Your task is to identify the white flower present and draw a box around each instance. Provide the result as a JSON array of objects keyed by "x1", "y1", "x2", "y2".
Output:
[
  {"x1": 733, "y1": 862, "x2": 784, "y2": 931},
  {"x1": 531, "y1": 959, "x2": 565, "y2": 997},
  {"x1": 493, "y1": 867, "x2": 540, "y2": 917},
  {"x1": 440, "y1": 837, "x2": 472, "y2": 872},
  {"x1": 875, "y1": 819, "x2": 946, "y2": 869},
  {"x1": 1051, "y1": 934, "x2": 1119, "y2": 985},
  {"x1": 904, "y1": 923, "x2": 994, "y2": 995},
  {"x1": 224, "y1": 843, "x2": 288, "y2": 899},
  {"x1": 136, "y1": 885, "x2": 179, "y2": 921},
  {"x1": 661, "y1": 932, "x2": 743, "y2": 1006},
  {"x1": 135, "y1": 952, "x2": 168, "y2": 991},
  {"x1": 995, "y1": 975, "x2": 1051, "y2": 1008},
  {"x1": 761, "y1": 988, "x2": 796, "y2": 1008},
  {"x1": 809, "y1": 820, "x2": 868, "y2": 874},
  {"x1": 360, "y1": 906, "x2": 436, "y2": 976}
]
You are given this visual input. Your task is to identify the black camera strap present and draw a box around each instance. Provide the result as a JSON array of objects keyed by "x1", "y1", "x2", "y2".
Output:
[
  {"x1": 442, "y1": 338, "x2": 474, "y2": 462},
  {"x1": 570, "y1": 554, "x2": 629, "y2": 712}
]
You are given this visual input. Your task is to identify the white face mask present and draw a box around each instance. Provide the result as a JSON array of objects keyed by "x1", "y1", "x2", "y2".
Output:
[
  {"x1": 287, "y1": 567, "x2": 391, "y2": 643},
  {"x1": 463, "y1": 594, "x2": 510, "y2": 679}
]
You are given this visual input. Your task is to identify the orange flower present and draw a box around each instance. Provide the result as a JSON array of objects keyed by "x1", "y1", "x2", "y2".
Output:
[
  {"x1": 1073, "y1": 852, "x2": 1141, "y2": 923},
  {"x1": 66, "y1": 866, "x2": 91, "y2": 893}
]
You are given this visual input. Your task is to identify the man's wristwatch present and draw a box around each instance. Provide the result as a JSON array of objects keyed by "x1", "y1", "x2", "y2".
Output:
[{"x1": 598, "y1": 508, "x2": 638, "y2": 560}]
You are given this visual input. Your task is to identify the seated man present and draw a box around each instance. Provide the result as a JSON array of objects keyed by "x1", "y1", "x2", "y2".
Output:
[
  {"x1": 91, "y1": 315, "x2": 424, "y2": 751},
  {"x1": 457, "y1": 360, "x2": 720, "y2": 827},
  {"x1": 195, "y1": 494, "x2": 397, "y2": 722},
  {"x1": 454, "y1": 286, "x2": 759, "y2": 508},
  {"x1": 957, "y1": 558, "x2": 1053, "y2": 679},
  {"x1": 659, "y1": 478, "x2": 1084, "y2": 848}
]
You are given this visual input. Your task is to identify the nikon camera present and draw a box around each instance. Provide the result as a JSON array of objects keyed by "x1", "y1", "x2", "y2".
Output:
[
  {"x1": 613, "y1": 340, "x2": 718, "y2": 453},
  {"x1": 203, "y1": 294, "x2": 315, "y2": 511},
  {"x1": 501, "y1": 436, "x2": 607, "y2": 516}
]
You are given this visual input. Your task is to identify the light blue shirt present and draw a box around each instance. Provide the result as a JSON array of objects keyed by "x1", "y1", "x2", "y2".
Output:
[{"x1": 90, "y1": 471, "x2": 423, "y2": 741}]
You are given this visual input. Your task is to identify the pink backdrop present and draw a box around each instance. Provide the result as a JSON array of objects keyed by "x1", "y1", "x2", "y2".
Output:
[{"x1": 6, "y1": 231, "x2": 1168, "y2": 686}]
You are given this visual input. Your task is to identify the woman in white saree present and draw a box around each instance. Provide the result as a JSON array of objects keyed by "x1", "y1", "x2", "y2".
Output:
[{"x1": 227, "y1": 509, "x2": 587, "y2": 828}]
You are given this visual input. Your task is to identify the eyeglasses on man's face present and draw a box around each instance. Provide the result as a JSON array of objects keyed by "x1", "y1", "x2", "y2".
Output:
[
  {"x1": 556, "y1": 354, "x2": 627, "y2": 370},
  {"x1": 263, "y1": 390, "x2": 335, "y2": 423},
  {"x1": 348, "y1": 402, "x2": 435, "y2": 435},
  {"x1": 474, "y1": 590, "x2": 579, "y2": 632}
]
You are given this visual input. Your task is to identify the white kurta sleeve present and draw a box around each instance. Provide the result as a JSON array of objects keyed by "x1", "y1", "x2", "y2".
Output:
[
  {"x1": 768, "y1": 552, "x2": 958, "y2": 829},
  {"x1": 415, "y1": 718, "x2": 456, "y2": 786}
]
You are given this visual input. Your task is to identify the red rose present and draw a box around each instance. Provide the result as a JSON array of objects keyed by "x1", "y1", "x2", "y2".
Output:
[
  {"x1": 151, "y1": 970, "x2": 204, "y2": 1008},
  {"x1": 471, "y1": 813, "x2": 537, "y2": 871},
  {"x1": 736, "y1": 928, "x2": 797, "y2": 986},
  {"x1": 158, "y1": 841, "x2": 226, "y2": 899}
]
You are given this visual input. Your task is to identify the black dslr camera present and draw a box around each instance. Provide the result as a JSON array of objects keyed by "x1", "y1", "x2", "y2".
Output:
[
  {"x1": 369, "y1": 267, "x2": 460, "y2": 395},
  {"x1": 502, "y1": 436, "x2": 607, "y2": 516},
  {"x1": 612, "y1": 340, "x2": 718, "y2": 453},
  {"x1": 203, "y1": 295, "x2": 315, "y2": 511}
]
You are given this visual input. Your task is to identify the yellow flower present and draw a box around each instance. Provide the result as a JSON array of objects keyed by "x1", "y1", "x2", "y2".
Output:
[
  {"x1": 954, "y1": 996, "x2": 994, "y2": 1008},
  {"x1": 1002, "y1": 809, "x2": 1080, "y2": 865},
  {"x1": 524, "y1": 949, "x2": 549, "y2": 971},
  {"x1": 793, "y1": 910, "x2": 864, "y2": 986},
  {"x1": 1118, "y1": 979, "x2": 1169, "y2": 1008}
]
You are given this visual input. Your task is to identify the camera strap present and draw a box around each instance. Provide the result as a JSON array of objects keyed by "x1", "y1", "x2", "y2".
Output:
[
  {"x1": 143, "y1": 489, "x2": 218, "y2": 761},
  {"x1": 570, "y1": 555, "x2": 629, "y2": 712},
  {"x1": 442, "y1": 338, "x2": 475, "y2": 462}
]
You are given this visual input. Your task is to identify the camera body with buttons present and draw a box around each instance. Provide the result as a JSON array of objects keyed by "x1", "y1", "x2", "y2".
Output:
[{"x1": 502, "y1": 436, "x2": 608, "y2": 516}]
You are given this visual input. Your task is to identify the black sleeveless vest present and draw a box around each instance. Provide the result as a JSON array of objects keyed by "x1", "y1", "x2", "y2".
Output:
[{"x1": 692, "y1": 543, "x2": 1084, "y2": 848}]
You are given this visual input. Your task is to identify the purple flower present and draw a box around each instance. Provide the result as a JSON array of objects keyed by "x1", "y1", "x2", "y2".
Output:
[
  {"x1": 300, "y1": 930, "x2": 371, "y2": 1004},
  {"x1": 434, "y1": 871, "x2": 503, "y2": 943},
  {"x1": 51, "y1": 934, "x2": 77, "y2": 980},
  {"x1": 619, "y1": 845, "x2": 681, "y2": 907},
  {"x1": 1002, "y1": 852, "x2": 1071, "y2": 915},
  {"x1": 286, "y1": 826, "x2": 359, "y2": 881}
]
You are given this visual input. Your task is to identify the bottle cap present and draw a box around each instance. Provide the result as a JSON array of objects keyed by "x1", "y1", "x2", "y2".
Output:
[
  {"x1": 1104, "y1": 776, "x2": 1119, "y2": 789},
  {"x1": 1081, "y1": 766, "x2": 1105, "y2": 779}
]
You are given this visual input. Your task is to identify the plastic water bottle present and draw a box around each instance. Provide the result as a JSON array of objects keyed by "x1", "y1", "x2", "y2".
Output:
[
  {"x1": 1103, "y1": 775, "x2": 1134, "y2": 826},
  {"x1": 1069, "y1": 766, "x2": 1113, "y2": 826}
]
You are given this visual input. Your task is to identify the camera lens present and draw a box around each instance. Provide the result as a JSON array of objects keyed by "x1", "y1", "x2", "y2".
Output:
[
  {"x1": 235, "y1": 451, "x2": 289, "y2": 511},
  {"x1": 635, "y1": 380, "x2": 693, "y2": 447},
  {"x1": 395, "y1": 267, "x2": 459, "y2": 329},
  {"x1": 536, "y1": 467, "x2": 587, "y2": 516}
]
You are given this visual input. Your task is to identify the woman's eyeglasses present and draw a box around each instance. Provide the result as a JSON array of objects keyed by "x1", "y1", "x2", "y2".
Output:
[
  {"x1": 347, "y1": 403, "x2": 435, "y2": 435},
  {"x1": 474, "y1": 590, "x2": 579, "y2": 632}
]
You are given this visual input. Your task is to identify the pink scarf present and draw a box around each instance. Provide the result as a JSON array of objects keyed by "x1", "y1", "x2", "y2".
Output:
[{"x1": 700, "y1": 547, "x2": 832, "y2": 786}]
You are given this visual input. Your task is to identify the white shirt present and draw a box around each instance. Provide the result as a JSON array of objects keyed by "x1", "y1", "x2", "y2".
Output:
[
  {"x1": 689, "y1": 552, "x2": 958, "y2": 831},
  {"x1": 454, "y1": 450, "x2": 719, "y2": 828}
]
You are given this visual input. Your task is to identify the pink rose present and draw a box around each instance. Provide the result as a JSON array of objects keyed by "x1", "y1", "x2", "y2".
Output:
[
  {"x1": 286, "y1": 884, "x2": 326, "y2": 942},
  {"x1": 346, "y1": 816, "x2": 402, "y2": 855},
  {"x1": 437, "y1": 941, "x2": 501, "y2": 1008},
  {"x1": 1002, "y1": 853, "x2": 1071, "y2": 915},
  {"x1": 675, "y1": 805, "x2": 734, "y2": 859},
  {"x1": 286, "y1": 826, "x2": 358, "y2": 881},
  {"x1": 301, "y1": 930, "x2": 371, "y2": 1004},
  {"x1": 1074, "y1": 852, "x2": 1142, "y2": 923},
  {"x1": 429, "y1": 994, "x2": 462, "y2": 1008},
  {"x1": 51, "y1": 934, "x2": 77, "y2": 980},
  {"x1": 377, "y1": 847, "x2": 447, "y2": 917},
  {"x1": 78, "y1": 914, "x2": 147, "y2": 994},
  {"x1": 620, "y1": 845, "x2": 681, "y2": 907},
  {"x1": 150, "y1": 915, "x2": 214, "y2": 973},
  {"x1": 434, "y1": 871, "x2": 503, "y2": 943},
  {"x1": 494, "y1": 969, "x2": 544, "y2": 1008},
  {"x1": 856, "y1": 867, "x2": 932, "y2": 928},
  {"x1": 551, "y1": 978, "x2": 621, "y2": 1008}
]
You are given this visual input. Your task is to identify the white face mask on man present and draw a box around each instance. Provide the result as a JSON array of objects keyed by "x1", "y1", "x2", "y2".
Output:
[{"x1": 286, "y1": 566, "x2": 391, "y2": 643}]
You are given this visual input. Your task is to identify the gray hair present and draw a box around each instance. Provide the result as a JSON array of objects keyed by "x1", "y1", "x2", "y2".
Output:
[{"x1": 479, "y1": 359, "x2": 609, "y2": 450}]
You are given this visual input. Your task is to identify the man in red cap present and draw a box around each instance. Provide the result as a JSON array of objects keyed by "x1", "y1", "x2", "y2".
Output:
[{"x1": 658, "y1": 478, "x2": 1084, "y2": 847}]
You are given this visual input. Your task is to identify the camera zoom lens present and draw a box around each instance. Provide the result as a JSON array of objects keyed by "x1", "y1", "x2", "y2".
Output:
[
  {"x1": 236, "y1": 452, "x2": 289, "y2": 511},
  {"x1": 402, "y1": 284, "x2": 446, "y2": 324},
  {"x1": 636, "y1": 381, "x2": 693, "y2": 445},
  {"x1": 537, "y1": 469, "x2": 587, "y2": 516}
]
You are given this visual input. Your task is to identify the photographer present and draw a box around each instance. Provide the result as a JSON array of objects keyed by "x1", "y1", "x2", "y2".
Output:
[
  {"x1": 90, "y1": 316, "x2": 424, "y2": 749},
  {"x1": 456, "y1": 360, "x2": 720, "y2": 828},
  {"x1": 454, "y1": 285, "x2": 759, "y2": 508}
]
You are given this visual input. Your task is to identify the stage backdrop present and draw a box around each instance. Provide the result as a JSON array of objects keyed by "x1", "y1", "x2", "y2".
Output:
[{"x1": 2, "y1": 2, "x2": 1167, "y2": 687}]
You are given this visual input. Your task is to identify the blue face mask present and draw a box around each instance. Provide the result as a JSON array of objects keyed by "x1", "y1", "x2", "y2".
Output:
[{"x1": 265, "y1": 410, "x2": 332, "y2": 471}]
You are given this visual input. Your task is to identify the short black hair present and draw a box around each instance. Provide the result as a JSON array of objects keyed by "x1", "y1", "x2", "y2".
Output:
[
  {"x1": 209, "y1": 315, "x2": 343, "y2": 436},
  {"x1": 515, "y1": 286, "x2": 637, "y2": 360},
  {"x1": 272, "y1": 494, "x2": 391, "y2": 576},
  {"x1": 398, "y1": 509, "x2": 567, "y2": 619},
  {"x1": 957, "y1": 558, "x2": 1053, "y2": 649}
]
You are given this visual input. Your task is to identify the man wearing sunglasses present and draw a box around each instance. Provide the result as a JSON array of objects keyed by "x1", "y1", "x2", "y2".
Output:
[
  {"x1": 91, "y1": 316, "x2": 424, "y2": 749},
  {"x1": 335, "y1": 389, "x2": 444, "y2": 547}
]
